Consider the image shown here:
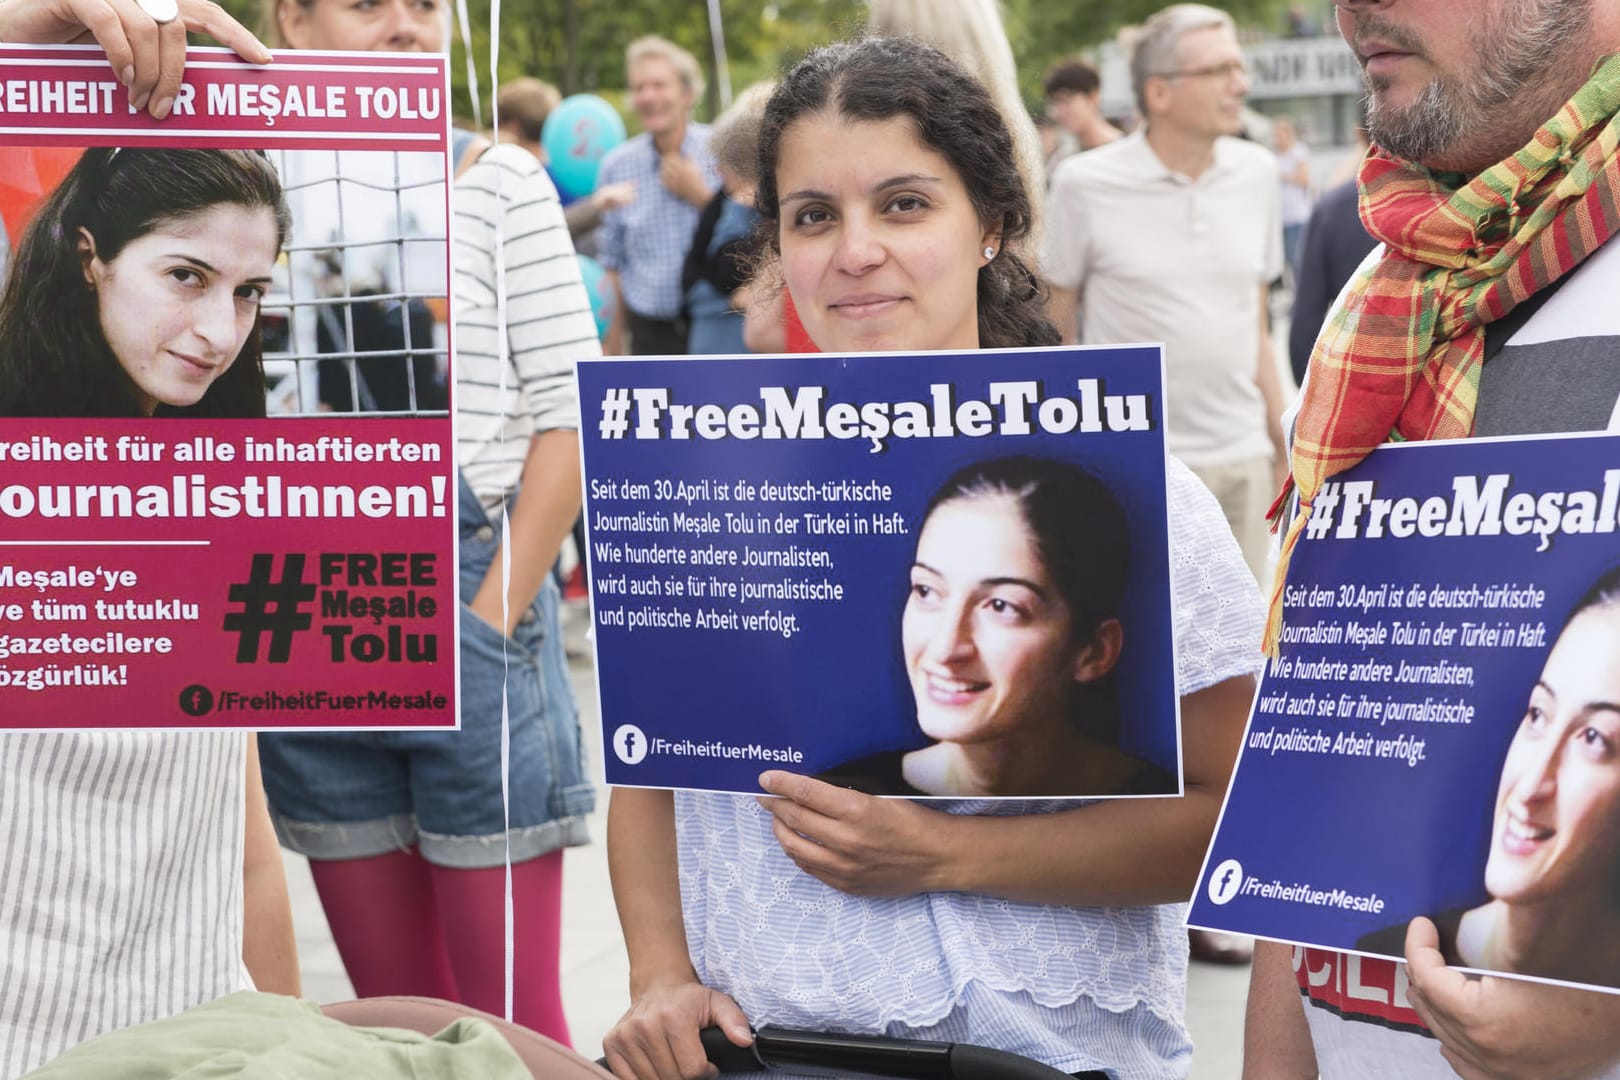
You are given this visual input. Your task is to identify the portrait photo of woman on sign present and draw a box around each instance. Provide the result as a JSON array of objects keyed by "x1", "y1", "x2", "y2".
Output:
[
  {"x1": 818, "y1": 455, "x2": 1176, "y2": 799},
  {"x1": 1357, "y1": 566, "x2": 1620, "y2": 988},
  {"x1": 0, "y1": 147, "x2": 290, "y2": 418}
]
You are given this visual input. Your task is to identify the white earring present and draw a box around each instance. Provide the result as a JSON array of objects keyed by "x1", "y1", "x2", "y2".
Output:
[{"x1": 984, "y1": 246, "x2": 997, "y2": 260}]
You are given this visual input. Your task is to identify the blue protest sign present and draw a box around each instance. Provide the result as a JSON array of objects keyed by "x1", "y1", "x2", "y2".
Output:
[
  {"x1": 577, "y1": 346, "x2": 1179, "y2": 798},
  {"x1": 1191, "y1": 431, "x2": 1620, "y2": 994}
]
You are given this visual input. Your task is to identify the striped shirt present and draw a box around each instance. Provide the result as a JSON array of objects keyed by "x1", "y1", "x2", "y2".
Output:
[
  {"x1": 453, "y1": 144, "x2": 599, "y2": 511},
  {"x1": 594, "y1": 126, "x2": 719, "y2": 319},
  {"x1": 0, "y1": 732, "x2": 248, "y2": 1078}
]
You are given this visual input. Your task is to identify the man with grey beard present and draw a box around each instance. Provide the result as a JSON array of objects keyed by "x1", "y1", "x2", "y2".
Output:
[{"x1": 1244, "y1": 0, "x2": 1620, "y2": 1078}]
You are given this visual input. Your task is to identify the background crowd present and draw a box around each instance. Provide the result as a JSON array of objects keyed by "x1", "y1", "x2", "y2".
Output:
[{"x1": 9, "y1": 0, "x2": 1620, "y2": 1077}]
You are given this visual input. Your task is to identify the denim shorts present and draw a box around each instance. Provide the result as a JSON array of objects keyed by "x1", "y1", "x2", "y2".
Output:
[{"x1": 258, "y1": 476, "x2": 596, "y2": 869}]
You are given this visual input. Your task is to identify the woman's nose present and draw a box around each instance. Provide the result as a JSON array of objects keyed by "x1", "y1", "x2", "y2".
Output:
[
  {"x1": 831, "y1": 217, "x2": 884, "y2": 275},
  {"x1": 1512, "y1": 739, "x2": 1561, "y2": 805},
  {"x1": 926, "y1": 606, "x2": 976, "y2": 663},
  {"x1": 382, "y1": 0, "x2": 421, "y2": 47},
  {"x1": 192, "y1": 291, "x2": 240, "y2": 354}
]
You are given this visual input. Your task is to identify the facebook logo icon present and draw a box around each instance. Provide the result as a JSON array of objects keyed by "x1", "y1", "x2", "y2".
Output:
[
  {"x1": 612, "y1": 724, "x2": 650, "y2": 765},
  {"x1": 1207, "y1": 859, "x2": 1244, "y2": 905}
]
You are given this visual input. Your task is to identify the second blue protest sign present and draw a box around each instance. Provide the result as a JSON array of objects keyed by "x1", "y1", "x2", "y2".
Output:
[{"x1": 1193, "y1": 430, "x2": 1620, "y2": 995}]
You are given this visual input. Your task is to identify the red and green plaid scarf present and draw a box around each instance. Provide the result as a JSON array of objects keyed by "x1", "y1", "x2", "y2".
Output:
[{"x1": 1264, "y1": 53, "x2": 1620, "y2": 653}]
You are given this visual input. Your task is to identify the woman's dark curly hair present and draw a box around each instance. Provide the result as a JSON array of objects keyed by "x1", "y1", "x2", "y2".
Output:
[
  {"x1": 0, "y1": 148, "x2": 290, "y2": 417},
  {"x1": 754, "y1": 37, "x2": 1059, "y2": 351}
]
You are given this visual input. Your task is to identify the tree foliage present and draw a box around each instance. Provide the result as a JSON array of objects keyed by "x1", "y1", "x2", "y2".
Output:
[{"x1": 446, "y1": 0, "x2": 865, "y2": 124}]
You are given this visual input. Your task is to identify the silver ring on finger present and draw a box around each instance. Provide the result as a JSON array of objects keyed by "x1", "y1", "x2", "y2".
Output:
[{"x1": 136, "y1": 0, "x2": 180, "y2": 24}]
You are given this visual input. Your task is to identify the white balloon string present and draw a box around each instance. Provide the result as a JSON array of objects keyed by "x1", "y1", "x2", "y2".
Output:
[{"x1": 453, "y1": 0, "x2": 481, "y2": 130}]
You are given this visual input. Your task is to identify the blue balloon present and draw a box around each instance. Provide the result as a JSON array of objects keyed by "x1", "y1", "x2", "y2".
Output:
[
  {"x1": 542, "y1": 95, "x2": 627, "y2": 200},
  {"x1": 575, "y1": 254, "x2": 616, "y2": 339}
]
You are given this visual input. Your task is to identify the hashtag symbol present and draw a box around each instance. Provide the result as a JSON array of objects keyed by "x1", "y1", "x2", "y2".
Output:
[
  {"x1": 223, "y1": 554, "x2": 316, "y2": 663},
  {"x1": 599, "y1": 388, "x2": 631, "y2": 440},
  {"x1": 1305, "y1": 484, "x2": 1338, "y2": 541}
]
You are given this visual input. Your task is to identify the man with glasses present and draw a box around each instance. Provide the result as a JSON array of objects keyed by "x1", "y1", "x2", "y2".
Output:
[{"x1": 1044, "y1": 2, "x2": 1287, "y2": 591}]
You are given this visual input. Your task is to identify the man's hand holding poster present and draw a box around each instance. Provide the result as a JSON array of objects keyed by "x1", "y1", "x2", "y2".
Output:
[
  {"x1": 1194, "y1": 431, "x2": 1620, "y2": 995},
  {"x1": 579, "y1": 345, "x2": 1182, "y2": 799},
  {"x1": 0, "y1": 45, "x2": 454, "y2": 729}
]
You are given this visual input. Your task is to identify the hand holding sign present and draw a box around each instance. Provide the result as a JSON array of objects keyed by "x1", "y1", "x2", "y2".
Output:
[
  {"x1": 1405, "y1": 917, "x2": 1620, "y2": 1080},
  {"x1": 0, "y1": 0, "x2": 272, "y2": 118},
  {"x1": 756, "y1": 770, "x2": 952, "y2": 897}
]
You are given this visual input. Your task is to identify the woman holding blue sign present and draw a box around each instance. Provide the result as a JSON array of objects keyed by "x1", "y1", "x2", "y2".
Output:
[
  {"x1": 602, "y1": 38, "x2": 1264, "y2": 1080},
  {"x1": 1358, "y1": 569, "x2": 1620, "y2": 989}
]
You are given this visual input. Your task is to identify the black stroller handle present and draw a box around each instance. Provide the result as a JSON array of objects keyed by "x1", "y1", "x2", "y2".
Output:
[{"x1": 700, "y1": 1025, "x2": 1075, "y2": 1080}]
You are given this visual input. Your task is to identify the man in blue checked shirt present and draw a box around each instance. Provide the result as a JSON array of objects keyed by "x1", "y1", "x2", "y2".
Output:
[{"x1": 598, "y1": 35, "x2": 721, "y2": 356}]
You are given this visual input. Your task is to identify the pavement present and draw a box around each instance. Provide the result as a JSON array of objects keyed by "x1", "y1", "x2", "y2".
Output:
[{"x1": 281, "y1": 608, "x2": 1251, "y2": 1078}]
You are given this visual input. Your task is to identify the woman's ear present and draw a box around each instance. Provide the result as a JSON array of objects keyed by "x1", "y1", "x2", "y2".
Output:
[
  {"x1": 276, "y1": 0, "x2": 311, "y2": 50},
  {"x1": 980, "y1": 221, "x2": 1004, "y2": 263},
  {"x1": 76, "y1": 227, "x2": 100, "y2": 287},
  {"x1": 1072, "y1": 618, "x2": 1124, "y2": 683}
]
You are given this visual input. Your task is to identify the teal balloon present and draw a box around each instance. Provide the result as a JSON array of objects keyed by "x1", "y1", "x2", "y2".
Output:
[
  {"x1": 576, "y1": 255, "x2": 616, "y2": 339},
  {"x1": 543, "y1": 95, "x2": 627, "y2": 200}
]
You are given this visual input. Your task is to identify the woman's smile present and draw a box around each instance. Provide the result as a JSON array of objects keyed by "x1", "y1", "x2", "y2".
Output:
[
  {"x1": 828, "y1": 292, "x2": 907, "y2": 319},
  {"x1": 919, "y1": 668, "x2": 990, "y2": 706}
]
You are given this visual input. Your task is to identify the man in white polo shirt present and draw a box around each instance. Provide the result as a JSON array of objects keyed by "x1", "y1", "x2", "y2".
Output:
[{"x1": 1044, "y1": 2, "x2": 1286, "y2": 583}]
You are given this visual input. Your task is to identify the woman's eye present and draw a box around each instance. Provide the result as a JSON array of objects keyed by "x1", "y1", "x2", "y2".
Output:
[
  {"x1": 235, "y1": 284, "x2": 266, "y2": 304},
  {"x1": 887, "y1": 194, "x2": 928, "y2": 213},
  {"x1": 1576, "y1": 725, "x2": 1617, "y2": 759},
  {"x1": 984, "y1": 596, "x2": 1027, "y2": 620},
  {"x1": 1522, "y1": 704, "x2": 1547, "y2": 731},
  {"x1": 792, "y1": 206, "x2": 831, "y2": 228},
  {"x1": 169, "y1": 267, "x2": 203, "y2": 287}
]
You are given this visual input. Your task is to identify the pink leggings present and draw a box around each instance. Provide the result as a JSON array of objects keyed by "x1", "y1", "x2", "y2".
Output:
[{"x1": 308, "y1": 846, "x2": 570, "y2": 1045}]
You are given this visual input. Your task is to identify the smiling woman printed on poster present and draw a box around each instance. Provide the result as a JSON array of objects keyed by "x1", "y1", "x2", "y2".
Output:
[
  {"x1": 1356, "y1": 567, "x2": 1620, "y2": 987},
  {"x1": 817, "y1": 455, "x2": 1176, "y2": 798},
  {"x1": 0, "y1": 147, "x2": 290, "y2": 417}
]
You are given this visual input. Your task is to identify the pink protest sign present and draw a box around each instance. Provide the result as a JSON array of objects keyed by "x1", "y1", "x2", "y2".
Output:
[
  {"x1": 0, "y1": 46, "x2": 446, "y2": 149},
  {"x1": 0, "y1": 47, "x2": 455, "y2": 729}
]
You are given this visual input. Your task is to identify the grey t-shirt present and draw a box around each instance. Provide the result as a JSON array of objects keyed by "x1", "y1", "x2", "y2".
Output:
[{"x1": 1474, "y1": 236, "x2": 1620, "y2": 436}]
